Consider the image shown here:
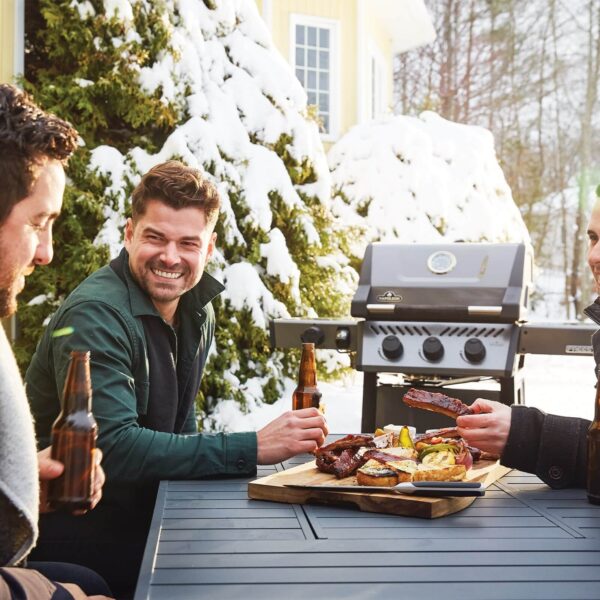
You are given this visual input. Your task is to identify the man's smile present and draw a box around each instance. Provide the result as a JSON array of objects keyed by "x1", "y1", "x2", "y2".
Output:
[{"x1": 151, "y1": 267, "x2": 183, "y2": 280}]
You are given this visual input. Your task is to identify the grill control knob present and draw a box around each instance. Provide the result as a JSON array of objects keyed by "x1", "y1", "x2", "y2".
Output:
[
  {"x1": 464, "y1": 338, "x2": 486, "y2": 363},
  {"x1": 381, "y1": 335, "x2": 403, "y2": 360},
  {"x1": 422, "y1": 336, "x2": 444, "y2": 361}
]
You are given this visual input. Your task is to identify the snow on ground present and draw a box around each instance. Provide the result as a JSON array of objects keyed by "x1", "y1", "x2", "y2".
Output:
[{"x1": 211, "y1": 352, "x2": 596, "y2": 434}]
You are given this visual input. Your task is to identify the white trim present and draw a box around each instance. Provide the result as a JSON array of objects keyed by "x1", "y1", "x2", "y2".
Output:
[
  {"x1": 356, "y1": 0, "x2": 367, "y2": 125},
  {"x1": 14, "y1": 0, "x2": 24, "y2": 78},
  {"x1": 261, "y1": 0, "x2": 272, "y2": 32},
  {"x1": 368, "y1": 40, "x2": 387, "y2": 120},
  {"x1": 289, "y1": 13, "x2": 340, "y2": 141}
]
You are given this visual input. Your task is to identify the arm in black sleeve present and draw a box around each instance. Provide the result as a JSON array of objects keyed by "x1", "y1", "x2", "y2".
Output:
[{"x1": 501, "y1": 405, "x2": 588, "y2": 489}]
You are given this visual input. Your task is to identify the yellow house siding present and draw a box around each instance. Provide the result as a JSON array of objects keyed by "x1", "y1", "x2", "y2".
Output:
[
  {"x1": 0, "y1": 0, "x2": 16, "y2": 84},
  {"x1": 267, "y1": 0, "x2": 358, "y2": 145}
]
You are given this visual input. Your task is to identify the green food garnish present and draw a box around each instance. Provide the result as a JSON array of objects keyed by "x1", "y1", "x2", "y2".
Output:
[
  {"x1": 52, "y1": 326, "x2": 74, "y2": 338},
  {"x1": 418, "y1": 443, "x2": 459, "y2": 460}
]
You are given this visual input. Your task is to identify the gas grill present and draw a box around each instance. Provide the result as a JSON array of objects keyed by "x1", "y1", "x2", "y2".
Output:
[
  {"x1": 350, "y1": 242, "x2": 532, "y2": 431},
  {"x1": 352, "y1": 242, "x2": 531, "y2": 378},
  {"x1": 270, "y1": 242, "x2": 596, "y2": 432}
]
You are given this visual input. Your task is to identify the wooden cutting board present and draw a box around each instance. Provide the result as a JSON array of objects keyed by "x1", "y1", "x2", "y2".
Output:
[{"x1": 248, "y1": 459, "x2": 511, "y2": 519}]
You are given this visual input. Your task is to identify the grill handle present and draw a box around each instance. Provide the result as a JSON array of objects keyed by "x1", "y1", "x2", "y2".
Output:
[
  {"x1": 365, "y1": 304, "x2": 505, "y2": 321},
  {"x1": 467, "y1": 306, "x2": 502, "y2": 316}
]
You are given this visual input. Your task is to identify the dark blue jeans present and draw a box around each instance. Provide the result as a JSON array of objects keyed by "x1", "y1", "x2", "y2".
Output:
[{"x1": 28, "y1": 561, "x2": 112, "y2": 597}]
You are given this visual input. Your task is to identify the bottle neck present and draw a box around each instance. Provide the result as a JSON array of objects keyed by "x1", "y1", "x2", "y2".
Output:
[
  {"x1": 595, "y1": 384, "x2": 600, "y2": 422},
  {"x1": 62, "y1": 351, "x2": 92, "y2": 413},
  {"x1": 297, "y1": 343, "x2": 317, "y2": 387}
]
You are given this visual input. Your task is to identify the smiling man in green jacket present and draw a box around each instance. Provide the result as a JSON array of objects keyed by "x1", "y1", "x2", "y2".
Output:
[{"x1": 25, "y1": 160, "x2": 328, "y2": 597}]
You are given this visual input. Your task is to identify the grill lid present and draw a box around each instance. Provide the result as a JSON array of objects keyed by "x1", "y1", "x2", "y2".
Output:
[{"x1": 351, "y1": 242, "x2": 532, "y2": 323}]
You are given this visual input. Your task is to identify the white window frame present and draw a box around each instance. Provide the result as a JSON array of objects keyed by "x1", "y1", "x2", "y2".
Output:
[
  {"x1": 289, "y1": 14, "x2": 340, "y2": 141},
  {"x1": 368, "y1": 42, "x2": 386, "y2": 121},
  {"x1": 14, "y1": 0, "x2": 25, "y2": 78}
]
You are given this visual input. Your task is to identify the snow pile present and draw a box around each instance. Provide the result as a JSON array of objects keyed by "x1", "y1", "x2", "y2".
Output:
[{"x1": 329, "y1": 111, "x2": 530, "y2": 260}]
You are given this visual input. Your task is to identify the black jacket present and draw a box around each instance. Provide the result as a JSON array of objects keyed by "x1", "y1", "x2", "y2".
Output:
[{"x1": 501, "y1": 299, "x2": 600, "y2": 488}]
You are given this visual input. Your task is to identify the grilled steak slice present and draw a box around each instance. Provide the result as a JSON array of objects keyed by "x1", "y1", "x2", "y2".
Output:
[
  {"x1": 331, "y1": 448, "x2": 369, "y2": 479},
  {"x1": 314, "y1": 434, "x2": 375, "y2": 456},
  {"x1": 315, "y1": 434, "x2": 376, "y2": 477},
  {"x1": 403, "y1": 388, "x2": 473, "y2": 419},
  {"x1": 315, "y1": 449, "x2": 339, "y2": 474},
  {"x1": 362, "y1": 449, "x2": 417, "y2": 465},
  {"x1": 415, "y1": 426, "x2": 461, "y2": 443},
  {"x1": 467, "y1": 445, "x2": 482, "y2": 462},
  {"x1": 479, "y1": 450, "x2": 500, "y2": 461}
]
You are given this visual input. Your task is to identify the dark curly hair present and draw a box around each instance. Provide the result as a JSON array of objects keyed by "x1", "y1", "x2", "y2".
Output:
[
  {"x1": 131, "y1": 160, "x2": 221, "y2": 226},
  {"x1": 0, "y1": 84, "x2": 78, "y2": 225}
]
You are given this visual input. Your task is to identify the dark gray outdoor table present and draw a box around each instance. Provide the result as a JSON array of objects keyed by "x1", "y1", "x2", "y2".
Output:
[{"x1": 134, "y1": 453, "x2": 600, "y2": 600}]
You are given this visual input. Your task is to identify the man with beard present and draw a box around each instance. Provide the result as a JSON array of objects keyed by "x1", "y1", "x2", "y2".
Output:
[
  {"x1": 456, "y1": 196, "x2": 600, "y2": 490},
  {"x1": 0, "y1": 83, "x2": 110, "y2": 598},
  {"x1": 26, "y1": 159, "x2": 329, "y2": 596}
]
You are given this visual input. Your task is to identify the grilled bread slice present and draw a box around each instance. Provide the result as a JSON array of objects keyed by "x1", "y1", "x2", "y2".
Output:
[
  {"x1": 356, "y1": 458, "x2": 420, "y2": 486},
  {"x1": 412, "y1": 464, "x2": 466, "y2": 482},
  {"x1": 356, "y1": 460, "x2": 403, "y2": 487},
  {"x1": 356, "y1": 467, "x2": 398, "y2": 487}
]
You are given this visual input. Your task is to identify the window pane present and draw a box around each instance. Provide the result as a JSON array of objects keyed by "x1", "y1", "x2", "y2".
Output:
[
  {"x1": 295, "y1": 68, "x2": 305, "y2": 85},
  {"x1": 307, "y1": 91, "x2": 317, "y2": 105},
  {"x1": 296, "y1": 24, "x2": 304, "y2": 45},
  {"x1": 319, "y1": 71, "x2": 329, "y2": 91},
  {"x1": 321, "y1": 113, "x2": 330, "y2": 133},
  {"x1": 307, "y1": 49, "x2": 317, "y2": 68},
  {"x1": 319, "y1": 93, "x2": 329, "y2": 111},
  {"x1": 307, "y1": 26, "x2": 317, "y2": 46},
  {"x1": 295, "y1": 47, "x2": 304, "y2": 67},
  {"x1": 307, "y1": 70, "x2": 317, "y2": 89},
  {"x1": 319, "y1": 50, "x2": 329, "y2": 69},
  {"x1": 319, "y1": 28, "x2": 330, "y2": 48}
]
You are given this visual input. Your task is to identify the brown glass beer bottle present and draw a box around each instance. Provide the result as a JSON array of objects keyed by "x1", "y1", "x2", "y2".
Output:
[
  {"x1": 587, "y1": 381, "x2": 600, "y2": 504},
  {"x1": 292, "y1": 342, "x2": 322, "y2": 410},
  {"x1": 48, "y1": 350, "x2": 98, "y2": 511}
]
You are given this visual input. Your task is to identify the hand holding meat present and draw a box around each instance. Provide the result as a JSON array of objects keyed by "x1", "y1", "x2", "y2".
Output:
[
  {"x1": 456, "y1": 398, "x2": 511, "y2": 457},
  {"x1": 257, "y1": 408, "x2": 328, "y2": 464}
]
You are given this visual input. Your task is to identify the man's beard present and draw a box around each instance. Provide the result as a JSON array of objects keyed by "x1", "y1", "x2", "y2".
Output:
[
  {"x1": 0, "y1": 284, "x2": 17, "y2": 318},
  {"x1": 0, "y1": 257, "x2": 24, "y2": 318}
]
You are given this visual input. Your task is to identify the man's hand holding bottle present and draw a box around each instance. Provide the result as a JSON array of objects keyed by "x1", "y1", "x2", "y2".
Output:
[{"x1": 38, "y1": 447, "x2": 105, "y2": 514}]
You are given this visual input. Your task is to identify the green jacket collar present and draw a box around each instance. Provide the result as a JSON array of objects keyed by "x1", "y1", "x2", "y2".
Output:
[{"x1": 112, "y1": 248, "x2": 225, "y2": 319}]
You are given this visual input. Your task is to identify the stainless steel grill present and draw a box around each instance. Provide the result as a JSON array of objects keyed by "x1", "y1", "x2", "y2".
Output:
[
  {"x1": 351, "y1": 242, "x2": 532, "y2": 380},
  {"x1": 270, "y1": 242, "x2": 596, "y2": 432}
]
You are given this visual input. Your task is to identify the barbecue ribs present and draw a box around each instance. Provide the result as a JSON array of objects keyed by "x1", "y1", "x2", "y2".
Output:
[{"x1": 402, "y1": 388, "x2": 473, "y2": 419}]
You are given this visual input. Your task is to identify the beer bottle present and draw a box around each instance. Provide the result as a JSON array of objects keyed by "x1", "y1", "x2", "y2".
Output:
[
  {"x1": 48, "y1": 350, "x2": 98, "y2": 511},
  {"x1": 292, "y1": 342, "x2": 322, "y2": 410}
]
